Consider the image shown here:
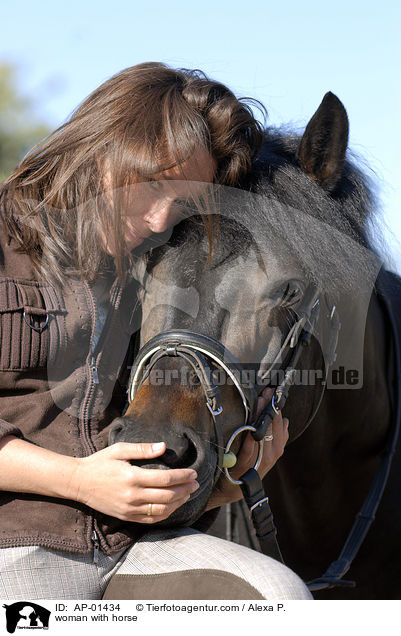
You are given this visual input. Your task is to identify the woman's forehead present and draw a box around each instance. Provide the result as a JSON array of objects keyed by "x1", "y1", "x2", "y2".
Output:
[{"x1": 157, "y1": 149, "x2": 217, "y2": 183}]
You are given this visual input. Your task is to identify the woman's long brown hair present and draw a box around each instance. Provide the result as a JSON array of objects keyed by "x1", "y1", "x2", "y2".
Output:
[{"x1": 0, "y1": 62, "x2": 265, "y2": 286}]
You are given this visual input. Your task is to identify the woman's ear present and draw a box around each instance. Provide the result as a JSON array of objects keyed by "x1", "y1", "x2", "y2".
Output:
[{"x1": 297, "y1": 92, "x2": 349, "y2": 192}]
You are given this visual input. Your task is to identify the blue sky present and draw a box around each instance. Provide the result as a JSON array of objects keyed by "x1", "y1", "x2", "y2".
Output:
[{"x1": 1, "y1": 0, "x2": 400, "y2": 271}]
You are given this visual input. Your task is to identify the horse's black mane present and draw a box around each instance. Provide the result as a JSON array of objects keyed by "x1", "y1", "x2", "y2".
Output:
[
  {"x1": 140, "y1": 128, "x2": 386, "y2": 295},
  {"x1": 251, "y1": 130, "x2": 376, "y2": 249}
]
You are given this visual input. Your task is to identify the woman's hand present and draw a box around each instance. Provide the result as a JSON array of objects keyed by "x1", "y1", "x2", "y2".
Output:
[
  {"x1": 206, "y1": 388, "x2": 289, "y2": 511},
  {"x1": 72, "y1": 442, "x2": 199, "y2": 524}
]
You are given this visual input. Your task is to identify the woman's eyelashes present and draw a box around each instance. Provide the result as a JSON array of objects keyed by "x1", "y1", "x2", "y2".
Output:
[{"x1": 147, "y1": 180, "x2": 164, "y2": 192}]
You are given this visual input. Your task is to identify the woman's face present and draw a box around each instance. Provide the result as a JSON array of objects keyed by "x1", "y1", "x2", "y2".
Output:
[{"x1": 102, "y1": 149, "x2": 216, "y2": 255}]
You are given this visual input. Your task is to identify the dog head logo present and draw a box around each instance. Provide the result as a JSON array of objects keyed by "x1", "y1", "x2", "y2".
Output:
[{"x1": 2, "y1": 602, "x2": 50, "y2": 633}]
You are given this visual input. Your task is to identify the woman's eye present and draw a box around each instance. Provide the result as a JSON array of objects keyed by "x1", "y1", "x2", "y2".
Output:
[
  {"x1": 148, "y1": 180, "x2": 163, "y2": 192},
  {"x1": 280, "y1": 282, "x2": 304, "y2": 307}
]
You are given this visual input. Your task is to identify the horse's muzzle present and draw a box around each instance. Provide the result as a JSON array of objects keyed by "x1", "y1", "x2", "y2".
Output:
[
  {"x1": 108, "y1": 416, "x2": 207, "y2": 474},
  {"x1": 108, "y1": 415, "x2": 214, "y2": 526}
]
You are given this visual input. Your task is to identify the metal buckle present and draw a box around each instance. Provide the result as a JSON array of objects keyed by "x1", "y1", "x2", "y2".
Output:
[
  {"x1": 249, "y1": 496, "x2": 269, "y2": 516},
  {"x1": 207, "y1": 402, "x2": 223, "y2": 417},
  {"x1": 164, "y1": 344, "x2": 178, "y2": 356},
  {"x1": 271, "y1": 393, "x2": 281, "y2": 415}
]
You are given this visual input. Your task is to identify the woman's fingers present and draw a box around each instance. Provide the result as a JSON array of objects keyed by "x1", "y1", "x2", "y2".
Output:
[
  {"x1": 206, "y1": 408, "x2": 289, "y2": 511},
  {"x1": 139, "y1": 481, "x2": 200, "y2": 505},
  {"x1": 131, "y1": 496, "x2": 192, "y2": 523},
  {"x1": 230, "y1": 433, "x2": 256, "y2": 478},
  {"x1": 74, "y1": 442, "x2": 198, "y2": 522},
  {"x1": 270, "y1": 412, "x2": 289, "y2": 449},
  {"x1": 257, "y1": 413, "x2": 289, "y2": 477},
  {"x1": 123, "y1": 480, "x2": 201, "y2": 523},
  {"x1": 107, "y1": 442, "x2": 198, "y2": 487},
  {"x1": 256, "y1": 387, "x2": 274, "y2": 418},
  {"x1": 117, "y1": 457, "x2": 199, "y2": 523},
  {"x1": 131, "y1": 465, "x2": 198, "y2": 488},
  {"x1": 232, "y1": 401, "x2": 289, "y2": 481}
]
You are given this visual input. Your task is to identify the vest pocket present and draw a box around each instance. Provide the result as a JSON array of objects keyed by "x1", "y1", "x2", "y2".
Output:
[{"x1": 0, "y1": 278, "x2": 67, "y2": 370}]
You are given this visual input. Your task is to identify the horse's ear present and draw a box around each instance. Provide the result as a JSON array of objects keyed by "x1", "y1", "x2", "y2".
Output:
[{"x1": 297, "y1": 92, "x2": 349, "y2": 192}]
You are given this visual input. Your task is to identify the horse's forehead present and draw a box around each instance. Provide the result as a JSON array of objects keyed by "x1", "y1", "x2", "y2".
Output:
[
  {"x1": 215, "y1": 245, "x2": 299, "y2": 285},
  {"x1": 134, "y1": 238, "x2": 305, "y2": 337},
  {"x1": 137, "y1": 246, "x2": 290, "y2": 318}
]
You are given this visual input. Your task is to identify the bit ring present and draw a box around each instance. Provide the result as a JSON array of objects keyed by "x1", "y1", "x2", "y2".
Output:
[{"x1": 223, "y1": 425, "x2": 264, "y2": 485}]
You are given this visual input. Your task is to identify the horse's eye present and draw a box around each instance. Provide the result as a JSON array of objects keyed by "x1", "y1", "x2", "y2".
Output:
[
  {"x1": 280, "y1": 282, "x2": 304, "y2": 307},
  {"x1": 174, "y1": 198, "x2": 190, "y2": 208},
  {"x1": 173, "y1": 199, "x2": 193, "y2": 219}
]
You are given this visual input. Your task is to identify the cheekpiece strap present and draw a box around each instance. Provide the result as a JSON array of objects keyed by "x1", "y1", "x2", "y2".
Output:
[{"x1": 240, "y1": 468, "x2": 283, "y2": 563}]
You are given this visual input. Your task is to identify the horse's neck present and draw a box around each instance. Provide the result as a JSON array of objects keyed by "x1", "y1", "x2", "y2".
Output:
[
  {"x1": 265, "y1": 288, "x2": 392, "y2": 568},
  {"x1": 311, "y1": 288, "x2": 391, "y2": 458}
]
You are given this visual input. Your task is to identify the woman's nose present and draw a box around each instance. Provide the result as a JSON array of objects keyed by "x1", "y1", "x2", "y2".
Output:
[{"x1": 143, "y1": 203, "x2": 173, "y2": 234}]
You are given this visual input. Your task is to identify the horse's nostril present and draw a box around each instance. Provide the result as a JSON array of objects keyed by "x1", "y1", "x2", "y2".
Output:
[
  {"x1": 162, "y1": 434, "x2": 197, "y2": 469},
  {"x1": 108, "y1": 418, "x2": 125, "y2": 445}
]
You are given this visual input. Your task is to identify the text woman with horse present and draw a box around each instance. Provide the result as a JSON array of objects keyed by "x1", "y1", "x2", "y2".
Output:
[{"x1": 0, "y1": 63, "x2": 311, "y2": 600}]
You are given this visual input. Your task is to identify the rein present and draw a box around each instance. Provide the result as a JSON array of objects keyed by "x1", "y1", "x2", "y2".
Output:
[{"x1": 306, "y1": 271, "x2": 401, "y2": 591}]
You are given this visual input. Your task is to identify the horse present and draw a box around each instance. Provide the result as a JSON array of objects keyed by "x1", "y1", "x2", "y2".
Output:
[{"x1": 108, "y1": 92, "x2": 401, "y2": 599}]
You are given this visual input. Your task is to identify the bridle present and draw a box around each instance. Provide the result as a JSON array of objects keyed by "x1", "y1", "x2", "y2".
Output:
[
  {"x1": 128, "y1": 282, "x2": 339, "y2": 469},
  {"x1": 128, "y1": 329, "x2": 261, "y2": 487},
  {"x1": 128, "y1": 282, "x2": 339, "y2": 559}
]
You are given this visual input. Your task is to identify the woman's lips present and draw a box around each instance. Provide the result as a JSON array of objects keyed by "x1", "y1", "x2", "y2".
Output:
[{"x1": 126, "y1": 226, "x2": 149, "y2": 244}]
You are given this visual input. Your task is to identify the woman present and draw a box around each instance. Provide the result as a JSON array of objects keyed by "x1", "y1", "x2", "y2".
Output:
[{"x1": 0, "y1": 62, "x2": 311, "y2": 600}]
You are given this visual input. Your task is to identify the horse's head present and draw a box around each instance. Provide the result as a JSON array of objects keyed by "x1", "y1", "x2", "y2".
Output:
[{"x1": 109, "y1": 93, "x2": 381, "y2": 526}]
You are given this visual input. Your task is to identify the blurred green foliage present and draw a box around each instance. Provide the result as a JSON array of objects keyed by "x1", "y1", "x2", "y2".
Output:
[{"x1": 0, "y1": 62, "x2": 50, "y2": 181}]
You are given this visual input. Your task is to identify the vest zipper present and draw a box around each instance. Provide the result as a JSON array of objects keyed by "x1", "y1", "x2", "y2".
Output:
[
  {"x1": 90, "y1": 356, "x2": 99, "y2": 384},
  {"x1": 78, "y1": 278, "x2": 123, "y2": 554},
  {"x1": 80, "y1": 279, "x2": 121, "y2": 431},
  {"x1": 92, "y1": 529, "x2": 100, "y2": 564}
]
